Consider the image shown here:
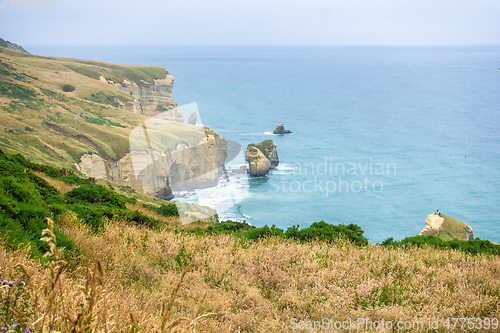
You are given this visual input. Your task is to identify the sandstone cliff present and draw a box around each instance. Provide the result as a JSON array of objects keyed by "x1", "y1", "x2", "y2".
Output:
[
  {"x1": 112, "y1": 76, "x2": 180, "y2": 117},
  {"x1": 76, "y1": 122, "x2": 227, "y2": 200},
  {"x1": 0, "y1": 47, "x2": 229, "y2": 202},
  {"x1": 419, "y1": 213, "x2": 474, "y2": 241},
  {"x1": 245, "y1": 140, "x2": 278, "y2": 176}
]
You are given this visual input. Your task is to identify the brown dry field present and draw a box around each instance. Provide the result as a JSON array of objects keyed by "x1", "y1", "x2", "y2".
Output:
[{"x1": 1, "y1": 214, "x2": 499, "y2": 332}]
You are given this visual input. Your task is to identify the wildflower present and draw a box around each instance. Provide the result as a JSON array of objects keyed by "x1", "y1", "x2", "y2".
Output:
[
  {"x1": 18, "y1": 281, "x2": 26, "y2": 287},
  {"x1": 0, "y1": 327, "x2": 7, "y2": 332},
  {"x1": 11, "y1": 324, "x2": 19, "y2": 329},
  {"x1": 23, "y1": 328, "x2": 32, "y2": 333},
  {"x1": 2, "y1": 280, "x2": 7, "y2": 285},
  {"x1": 8, "y1": 281, "x2": 15, "y2": 287}
]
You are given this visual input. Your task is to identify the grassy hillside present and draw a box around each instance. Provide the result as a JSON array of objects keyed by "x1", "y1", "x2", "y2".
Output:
[
  {"x1": 0, "y1": 46, "x2": 199, "y2": 168},
  {"x1": 1, "y1": 150, "x2": 499, "y2": 332}
]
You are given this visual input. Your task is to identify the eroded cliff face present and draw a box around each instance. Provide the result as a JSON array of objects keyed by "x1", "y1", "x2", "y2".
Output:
[
  {"x1": 75, "y1": 69, "x2": 228, "y2": 199},
  {"x1": 111, "y1": 75, "x2": 182, "y2": 119},
  {"x1": 75, "y1": 127, "x2": 227, "y2": 200}
]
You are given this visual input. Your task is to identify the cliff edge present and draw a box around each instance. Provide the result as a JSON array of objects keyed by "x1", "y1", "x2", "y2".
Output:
[
  {"x1": 0, "y1": 37, "x2": 29, "y2": 53},
  {"x1": 0, "y1": 45, "x2": 227, "y2": 200}
]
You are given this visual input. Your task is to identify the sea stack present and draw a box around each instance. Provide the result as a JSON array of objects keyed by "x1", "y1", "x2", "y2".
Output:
[
  {"x1": 419, "y1": 213, "x2": 474, "y2": 240},
  {"x1": 273, "y1": 123, "x2": 292, "y2": 134},
  {"x1": 245, "y1": 140, "x2": 279, "y2": 176},
  {"x1": 188, "y1": 112, "x2": 197, "y2": 125}
]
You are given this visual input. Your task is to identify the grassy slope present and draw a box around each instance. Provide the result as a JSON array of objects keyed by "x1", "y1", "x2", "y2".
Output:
[
  {"x1": 0, "y1": 47, "x2": 200, "y2": 168},
  {"x1": 439, "y1": 213, "x2": 471, "y2": 240}
]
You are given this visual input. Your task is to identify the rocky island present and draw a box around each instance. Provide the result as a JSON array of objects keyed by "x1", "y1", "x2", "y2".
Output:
[
  {"x1": 273, "y1": 123, "x2": 292, "y2": 134},
  {"x1": 245, "y1": 140, "x2": 279, "y2": 176},
  {"x1": 419, "y1": 212, "x2": 474, "y2": 240}
]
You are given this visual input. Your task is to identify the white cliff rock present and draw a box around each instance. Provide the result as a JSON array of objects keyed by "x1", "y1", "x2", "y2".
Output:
[
  {"x1": 245, "y1": 146, "x2": 271, "y2": 177},
  {"x1": 419, "y1": 213, "x2": 474, "y2": 240}
]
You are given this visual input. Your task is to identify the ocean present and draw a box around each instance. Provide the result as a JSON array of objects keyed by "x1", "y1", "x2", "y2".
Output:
[{"x1": 30, "y1": 45, "x2": 500, "y2": 243}]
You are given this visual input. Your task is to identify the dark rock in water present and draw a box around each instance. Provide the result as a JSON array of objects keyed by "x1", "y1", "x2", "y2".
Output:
[
  {"x1": 273, "y1": 123, "x2": 292, "y2": 134},
  {"x1": 188, "y1": 112, "x2": 197, "y2": 125},
  {"x1": 231, "y1": 165, "x2": 248, "y2": 174},
  {"x1": 0, "y1": 37, "x2": 29, "y2": 53}
]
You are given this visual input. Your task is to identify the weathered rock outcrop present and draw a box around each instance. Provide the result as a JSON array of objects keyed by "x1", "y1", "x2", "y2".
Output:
[
  {"x1": 0, "y1": 37, "x2": 29, "y2": 53},
  {"x1": 246, "y1": 147, "x2": 271, "y2": 177},
  {"x1": 245, "y1": 140, "x2": 278, "y2": 176},
  {"x1": 273, "y1": 123, "x2": 292, "y2": 134},
  {"x1": 76, "y1": 127, "x2": 227, "y2": 200},
  {"x1": 419, "y1": 213, "x2": 474, "y2": 240},
  {"x1": 112, "y1": 76, "x2": 180, "y2": 118}
]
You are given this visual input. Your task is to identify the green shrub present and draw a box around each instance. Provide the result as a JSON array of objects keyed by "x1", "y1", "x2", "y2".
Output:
[
  {"x1": 0, "y1": 150, "x2": 78, "y2": 260},
  {"x1": 157, "y1": 203, "x2": 179, "y2": 217},
  {"x1": 142, "y1": 203, "x2": 179, "y2": 217},
  {"x1": 66, "y1": 184, "x2": 126, "y2": 209},
  {"x1": 185, "y1": 220, "x2": 368, "y2": 245},
  {"x1": 62, "y1": 84, "x2": 75, "y2": 92},
  {"x1": 380, "y1": 235, "x2": 500, "y2": 255}
]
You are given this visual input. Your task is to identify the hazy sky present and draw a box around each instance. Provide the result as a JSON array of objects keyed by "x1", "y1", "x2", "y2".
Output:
[{"x1": 1, "y1": 0, "x2": 499, "y2": 46}]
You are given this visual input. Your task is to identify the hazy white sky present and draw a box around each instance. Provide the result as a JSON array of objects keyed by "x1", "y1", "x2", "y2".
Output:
[{"x1": 1, "y1": 0, "x2": 499, "y2": 46}]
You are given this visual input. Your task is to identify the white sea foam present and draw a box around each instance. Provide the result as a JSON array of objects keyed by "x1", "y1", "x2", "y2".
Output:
[
  {"x1": 272, "y1": 163, "x2": 296, "y2": 175},
  {"x1": 173, "y1": 172, "x2": 250, "y2": 221}
]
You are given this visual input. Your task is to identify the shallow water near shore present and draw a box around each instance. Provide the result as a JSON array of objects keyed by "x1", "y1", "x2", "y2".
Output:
[{"x1": 30, "y1": 45, "x2": 500, "y2": 243}]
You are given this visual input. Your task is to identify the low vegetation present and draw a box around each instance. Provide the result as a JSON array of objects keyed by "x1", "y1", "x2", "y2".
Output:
[
  {"x1": 381, "y1": 235, "x2": 500, "y2": 255},
  {"x1": 1, "y1": 150, "x2": 499, "y2": 332},
  {"x1": 61, "y1": 84, "x2": 75, "y2": 92},
  {"x1": 0, "y1": 46, "x2": 176, "y2": 167},
  {"x1": 247, "y1": 140, "x2": 274, "y2": 154}
]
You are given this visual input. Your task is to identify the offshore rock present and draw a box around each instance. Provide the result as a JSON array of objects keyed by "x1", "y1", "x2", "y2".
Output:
[
  {"x1": 245, "y1": 146, "x2": 271, "y2": 177},
  {"x1": 245, "y1": 140, "x2": 279, "y2": 176},
  {"x1": 273, "y1": 123, "x2": 292, "y2": 134}
]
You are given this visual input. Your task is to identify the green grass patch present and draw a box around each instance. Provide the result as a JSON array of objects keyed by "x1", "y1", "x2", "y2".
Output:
[
  {"x1": 248, "y1": 140, "x2": 274, "y2": 154},
  {"x1": 63, "y1": 63, "x2": 101, "y2": 80},
  {"x1": 0, "y1": 81, "x2": 37, "y2": 100}
]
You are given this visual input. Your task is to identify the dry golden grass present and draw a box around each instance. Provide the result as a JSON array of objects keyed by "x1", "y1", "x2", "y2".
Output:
[
  {"x1": 35, "y1": 171, "x2": 77, "y2": 195},
  {"x1": 1, "y1": 217, "x2": 499, "y2": 332}
]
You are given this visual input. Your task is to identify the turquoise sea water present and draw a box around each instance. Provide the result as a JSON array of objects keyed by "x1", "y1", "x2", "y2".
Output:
[{"x1": 30, "y1": 45, "x2": 500, "y2": 243}]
